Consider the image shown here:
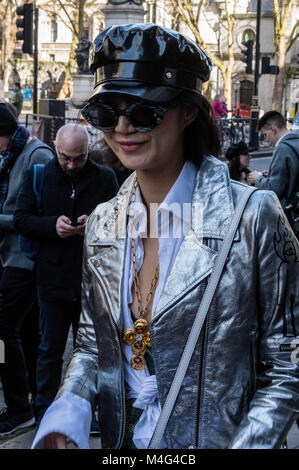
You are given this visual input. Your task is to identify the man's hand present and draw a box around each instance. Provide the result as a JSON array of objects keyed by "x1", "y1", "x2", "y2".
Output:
[
  {"x1": 56, "y1": 216, "x2": 78, "y2": 238},
  {"x1": 74, "y1": 214, "x2": 88, "y2": 237},
  {"x1": 44, "y1": 432, "x2": 67, "y2": 449},
  {"x1": 248, "y1": 170, "x2": 262, "y2": 186}
]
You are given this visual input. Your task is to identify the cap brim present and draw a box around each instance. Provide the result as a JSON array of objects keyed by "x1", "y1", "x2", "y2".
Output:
[
  {"x1": 89, "y1": 81, "x2": 182, "y2": 103},
  {"x1": 247, "y1": 146, "x2": 258, "y2": 153}
]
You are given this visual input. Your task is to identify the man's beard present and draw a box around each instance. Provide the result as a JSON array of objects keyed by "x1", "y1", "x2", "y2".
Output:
[{"x1": 62, "y1": 167, "x2": 83, "y2": 177}]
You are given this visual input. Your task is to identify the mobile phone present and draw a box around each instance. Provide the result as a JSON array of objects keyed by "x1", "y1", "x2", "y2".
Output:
[{"x1": 70, "y1": 221, "x2": 84, "y2": 227}]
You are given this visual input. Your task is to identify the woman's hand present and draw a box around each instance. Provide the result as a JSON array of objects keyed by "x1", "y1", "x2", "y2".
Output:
[{"x1": 44, "y1": 432, "x2": 67, "y2": 449}]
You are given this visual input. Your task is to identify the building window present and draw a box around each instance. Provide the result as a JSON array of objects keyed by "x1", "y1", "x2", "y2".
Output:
[
  {"x1": 49, "y1": 54, "x2": 55, "y2": 62},
  {"x1": 242, "y1": 29, "x2": 255, "y2": 44},
  {"x1": 51, "y1": 21, "x2": 58, "y2": 42}
]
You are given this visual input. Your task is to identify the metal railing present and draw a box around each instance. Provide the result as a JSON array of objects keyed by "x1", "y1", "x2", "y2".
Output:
[
  {"x1": 216, "y1": 117, "x2": 269, "y2": 150},
  {"x1": 21, "y1": 113, "x2": 103, "y2": 150}
]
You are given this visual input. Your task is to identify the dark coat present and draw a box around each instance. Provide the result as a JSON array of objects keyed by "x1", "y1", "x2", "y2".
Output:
[
  {"x1": 14, "y1": 156, "x2": 118, "y2": 301},
  {"x1": 255, "y1": 132, "x2": 299, "y2": 210}
]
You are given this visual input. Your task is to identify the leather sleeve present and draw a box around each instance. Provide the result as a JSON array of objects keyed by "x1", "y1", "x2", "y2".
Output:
[{"x1": 230, "y1": 191, "x2": 299, "y2": 448}]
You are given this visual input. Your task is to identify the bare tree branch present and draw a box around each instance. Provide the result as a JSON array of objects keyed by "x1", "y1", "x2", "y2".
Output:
[
  {"x1": 56, "y1": 0, "x2": 78, "y2": 37},
  {"x1": 286, "y1": 19, "x2": 299, "y2": 51}
]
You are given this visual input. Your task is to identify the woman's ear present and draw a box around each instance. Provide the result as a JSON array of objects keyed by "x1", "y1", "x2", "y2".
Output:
[{"x1": 182, "y1": 106, "x2": 198, "y2": 128}]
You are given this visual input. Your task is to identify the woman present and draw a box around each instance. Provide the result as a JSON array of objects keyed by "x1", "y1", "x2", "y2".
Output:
[
  {"x1": 225, "y1": 141, "x2": 252, "y2": 183},
  {"x1": 212, "y1": 94, "x2": 228, "y2": 119},
  {"x1": 32, "y1": 24, "x2": 299, "y2": 450}
]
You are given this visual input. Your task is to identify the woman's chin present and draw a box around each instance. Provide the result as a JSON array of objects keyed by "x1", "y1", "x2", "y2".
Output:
[{"x1": 117, "y1": 154, "x2": 151, "y2": 172}]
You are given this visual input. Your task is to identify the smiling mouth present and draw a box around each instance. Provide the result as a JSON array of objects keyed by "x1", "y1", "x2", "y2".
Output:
[{"x1": 118, "y1": 141, "x2": 147, "y2": 152}]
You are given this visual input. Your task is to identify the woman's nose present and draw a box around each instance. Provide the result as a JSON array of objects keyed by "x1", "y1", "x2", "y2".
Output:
[{"x1": 114, "y1": 115, "x2": 135, "y2": 133}]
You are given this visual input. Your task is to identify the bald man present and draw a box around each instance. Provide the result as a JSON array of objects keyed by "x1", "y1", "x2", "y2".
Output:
[{"x1": 14, "y1": 124, "x2": 118, "y2": 425}]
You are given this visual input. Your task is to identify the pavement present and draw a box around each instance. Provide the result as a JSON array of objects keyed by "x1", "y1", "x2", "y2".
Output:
[{"x1": 0, "y1": 329, "x2": 101, "y2": 450}]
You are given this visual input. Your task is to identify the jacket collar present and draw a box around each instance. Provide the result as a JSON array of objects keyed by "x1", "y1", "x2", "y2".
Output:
[{"x1": 90, "y1": 155, "x2": 235, "y2": 243}]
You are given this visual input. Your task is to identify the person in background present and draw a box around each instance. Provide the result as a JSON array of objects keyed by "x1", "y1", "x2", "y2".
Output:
[
  {"x1": 14, "y1": 123, "x2": 119, "y2": 427},
  {"x1": 221, "y1": 95, "x2": 228, "y2": 115},
  {"x1": 212, "y1": 94, "x2": 228, "y2": 119},
  {"x1": 11, "y1": 82, "x2": 23, "y2": 116},
  {"x1": 0, "y1": 103, "x2": 53, "y2": 436},
  {"x1": 225, "y1": 141, "x2": 252, "y2": 184},
  {"x1": 0, "y1": 102, "x2": 42, "y2": 403},
  {"x1": 249, "y1": 111, "x2": 299, "y2": 213}
]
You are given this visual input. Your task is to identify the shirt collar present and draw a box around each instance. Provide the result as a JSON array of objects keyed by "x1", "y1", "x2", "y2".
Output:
[{"x1": 130, "y1": 161, "x2": 197, "y2": 239}]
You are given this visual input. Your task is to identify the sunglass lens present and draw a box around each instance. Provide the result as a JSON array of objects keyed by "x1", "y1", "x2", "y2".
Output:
[
  {"x1": 96, "y1": 105, "x2": 116, "y2": 130},
  {"x1": 82, "y1": 104, "x2": 116, "y2": 131},
  {"x1": 131, "y1": 104, "x2": 163, "y2": 131}
]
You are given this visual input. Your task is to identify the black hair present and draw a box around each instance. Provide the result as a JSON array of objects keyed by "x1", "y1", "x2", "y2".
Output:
[
  {"x1": 227, "y1": 155, "x2": 240, "y2": 180},
  {"x1": 176, "y1": 91, "x2": 221, "y2": 165},
  {"x1": 225, "y1": 141, "x2": 250, "y2": 181},
  {"x1": 257, "y1": 110, "x2": 286, "y2": 130}
]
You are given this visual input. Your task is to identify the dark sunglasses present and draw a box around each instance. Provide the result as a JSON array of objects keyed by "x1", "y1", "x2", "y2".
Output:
[{"x1": 81, "y1": 100, "x2": 176, "y2": 132}]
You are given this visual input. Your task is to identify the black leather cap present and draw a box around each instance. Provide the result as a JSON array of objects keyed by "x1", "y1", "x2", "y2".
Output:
[{"x1": 88, "y1": 23, "x2": 212, "y2": 103}]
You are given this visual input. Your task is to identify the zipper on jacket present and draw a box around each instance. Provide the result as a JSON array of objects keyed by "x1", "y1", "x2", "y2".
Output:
[
  {"x1": 194, "y1": 308, "x2": 208, "y2": 448},
  {"x1": 250, "y1": 330, "x2": 258, "y2": 398},
  {"x1": 193, "y1": 240, "x2": 211, "y2": 448}
]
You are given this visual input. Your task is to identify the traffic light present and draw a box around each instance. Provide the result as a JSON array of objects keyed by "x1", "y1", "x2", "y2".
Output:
[
  {"x1": 261, "y1": 56, "x2": 280, "y2": 75},
  {"x1": 16, "y1": 3, "x2": 33, "y2": 54},
  {"x1": 241, "y1": 39, "x2": 253, "y2": 74}
]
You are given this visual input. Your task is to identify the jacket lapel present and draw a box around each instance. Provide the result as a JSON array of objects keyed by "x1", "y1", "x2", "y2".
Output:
[{"x1": 153, "y1": 156, "x2": 236, "y2": 317}]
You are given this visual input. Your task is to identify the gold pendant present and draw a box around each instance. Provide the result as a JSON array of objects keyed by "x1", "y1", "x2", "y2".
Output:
[{"x1": 122, "y1": 318, "x2": 151, "y2": 370}]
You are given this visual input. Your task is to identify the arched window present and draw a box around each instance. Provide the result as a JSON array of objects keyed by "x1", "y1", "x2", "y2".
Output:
[{"x1": 242, "y1": 29, "x2": 255, "y2": 43}]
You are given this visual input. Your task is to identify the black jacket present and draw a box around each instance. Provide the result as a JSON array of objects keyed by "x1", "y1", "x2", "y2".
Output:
[{"x1": 14, "y1": 156, "x2": 118, "y2": 301}]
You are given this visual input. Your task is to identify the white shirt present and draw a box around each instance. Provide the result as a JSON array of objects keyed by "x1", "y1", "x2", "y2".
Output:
[{"x1": 32, "y1": 160, "x2": 197, "y2": 449}]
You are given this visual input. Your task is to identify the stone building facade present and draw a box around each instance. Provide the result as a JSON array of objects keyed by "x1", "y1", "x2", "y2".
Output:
[{"x1": 1, "y1": 0, "x2": 298, "y2": 115}]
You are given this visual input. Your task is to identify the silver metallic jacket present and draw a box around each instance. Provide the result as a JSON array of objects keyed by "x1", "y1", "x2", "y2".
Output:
[{"x1": 58, "y1": 156, "x2": 299, "y2": 449}]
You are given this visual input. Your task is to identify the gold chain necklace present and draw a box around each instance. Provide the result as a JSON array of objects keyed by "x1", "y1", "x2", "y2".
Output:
[{"x1": 122, "y1": 179, "x2": 159, "y2": 370}]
